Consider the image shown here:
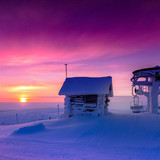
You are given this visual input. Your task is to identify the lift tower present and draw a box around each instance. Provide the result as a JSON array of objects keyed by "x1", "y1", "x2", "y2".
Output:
[{"x1": 131, "y1": 66, "x2": 160, "y2": 114}]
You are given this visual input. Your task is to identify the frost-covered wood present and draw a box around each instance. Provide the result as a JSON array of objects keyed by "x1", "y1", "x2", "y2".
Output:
[{"x1": 59, "y1": 76, "x2": 113, "y2": 116}]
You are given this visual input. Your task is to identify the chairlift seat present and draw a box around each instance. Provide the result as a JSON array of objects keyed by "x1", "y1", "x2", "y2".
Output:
[{"x1": 130, "y1": 105, "x2": 143, "y2": 113}]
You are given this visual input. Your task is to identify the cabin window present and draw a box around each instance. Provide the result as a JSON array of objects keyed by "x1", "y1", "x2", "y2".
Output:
[
  {"x1": 70, "y1": 96, "x2": 84, "y2": 103},
  {"x1": 84, "y1": 95, "x2": 97, "y2": 103},
  {"x1": 70, "y1": 95, "x2": 97, "y2": 104}
]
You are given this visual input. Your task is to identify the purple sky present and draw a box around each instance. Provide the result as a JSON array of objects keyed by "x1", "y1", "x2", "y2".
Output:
[{"x1": 0, "y1": 0, "x2": 160, "y2": 102}]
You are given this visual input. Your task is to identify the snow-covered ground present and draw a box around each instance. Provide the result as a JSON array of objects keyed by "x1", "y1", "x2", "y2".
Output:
[
  {"x1": 1, "y1": 114, "x2": 160, "y2": 160},
  {"x1": 1, "y1": 97, "x2": 160, "y2": 160}
]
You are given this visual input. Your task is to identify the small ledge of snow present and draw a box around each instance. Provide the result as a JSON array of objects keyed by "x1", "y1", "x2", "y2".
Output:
[{"x1": 12, "y1": 123, "x2": 45, "y2": 135}]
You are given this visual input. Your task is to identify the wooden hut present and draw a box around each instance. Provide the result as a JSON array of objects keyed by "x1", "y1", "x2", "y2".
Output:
[{"x1": 59, "y1": 76, "x2": 113, "y2": 116}]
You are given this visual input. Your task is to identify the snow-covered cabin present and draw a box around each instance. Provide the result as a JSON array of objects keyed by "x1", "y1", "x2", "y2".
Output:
[{"x1": 59, "y1": 76, "x2": 113, "y2": 116}]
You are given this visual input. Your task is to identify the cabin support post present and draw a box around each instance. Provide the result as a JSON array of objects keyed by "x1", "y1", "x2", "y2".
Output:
[
  {"x1": 97, "y1": 94, "x2": 106, "y2": 116},
  {"x1": 64, "y1": 96, "x2": 72, "y2": 116},
  {"x1": 101, "y1": 94, "x2": 105, "y2": 115},
  {"x1": 97, "y1": 95, "x2": 102, "y2": 116},
  {"x1": 104, "y1": 95, "x2": 109, "y2": 115}
]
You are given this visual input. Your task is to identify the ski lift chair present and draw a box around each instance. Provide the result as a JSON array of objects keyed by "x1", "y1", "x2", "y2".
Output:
[{"x1": 130, "y1": 95, "x2": 144, "y2": 113}]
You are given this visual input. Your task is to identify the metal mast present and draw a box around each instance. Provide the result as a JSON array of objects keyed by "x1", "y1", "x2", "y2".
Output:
[{"x1": 64, "y1": 64, "x2": 68, "y2": 78}]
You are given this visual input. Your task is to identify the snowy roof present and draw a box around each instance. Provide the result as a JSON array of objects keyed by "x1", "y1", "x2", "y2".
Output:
[{"x1": 59, "y1": 76, "x2": 113, "y2": 96}]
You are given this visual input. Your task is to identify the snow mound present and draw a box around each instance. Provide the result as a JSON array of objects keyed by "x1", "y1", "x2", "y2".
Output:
[{"x1": 12, "y1": 123, "x2": 45, "y2": 135}]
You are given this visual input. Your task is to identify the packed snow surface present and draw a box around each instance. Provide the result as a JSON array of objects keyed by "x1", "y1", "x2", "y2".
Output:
[
  {"x1": 0, "y1": 98, "x2": 160, "y2": 160},
  {"x1": 1, "y1": 113, "x2": 160, "y2": 160}
]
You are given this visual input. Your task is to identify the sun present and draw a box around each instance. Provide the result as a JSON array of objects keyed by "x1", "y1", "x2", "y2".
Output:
[{"x1": 20, "y1": 98, "x2": 27, "y2": 103}]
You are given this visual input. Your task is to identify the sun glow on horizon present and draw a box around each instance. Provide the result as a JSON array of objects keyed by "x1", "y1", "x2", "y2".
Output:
[{"x1": 20, "y1": 97, "x2": 27, "y2": 103}]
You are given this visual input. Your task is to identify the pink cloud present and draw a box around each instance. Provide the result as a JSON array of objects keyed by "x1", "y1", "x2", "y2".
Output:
[{"x1": 0, "y1": 0, "x2": 160, "y2": 101}]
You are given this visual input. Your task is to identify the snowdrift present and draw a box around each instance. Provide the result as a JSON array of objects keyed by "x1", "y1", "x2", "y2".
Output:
[{"x1": 12, "y1": 123, "x2": 45, "y2": 135}]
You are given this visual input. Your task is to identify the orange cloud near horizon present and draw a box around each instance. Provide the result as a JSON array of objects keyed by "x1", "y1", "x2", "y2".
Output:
[{"x1": 0, "y1": 0, "x2": 160, "y2": 102}]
